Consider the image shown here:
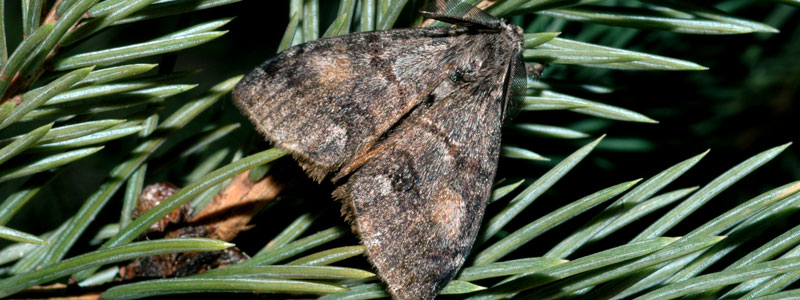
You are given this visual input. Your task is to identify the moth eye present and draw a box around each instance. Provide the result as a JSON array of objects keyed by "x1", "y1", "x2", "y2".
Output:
[
  {"x1": 450, "y1": 73, "x2": 460, "y2": 82},
  {"x1": 451, "y1": 66, "x2": 475, "y2": 82}
]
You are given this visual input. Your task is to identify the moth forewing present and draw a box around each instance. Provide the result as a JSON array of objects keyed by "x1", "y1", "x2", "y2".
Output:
[
  {"x1": 330, "y1": 24, "x2": 526, "y2": 299},
  {"x1": 233, "y1": 27, "x2": 466, "y2": 181}
]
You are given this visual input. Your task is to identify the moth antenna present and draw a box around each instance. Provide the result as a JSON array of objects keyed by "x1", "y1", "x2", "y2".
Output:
[
  {"x1": 421, "y1": 0, "x2": 501, "y2": 29},
  {"x1": 501, "y1": 52, "x2": 528, "y2": 123}
]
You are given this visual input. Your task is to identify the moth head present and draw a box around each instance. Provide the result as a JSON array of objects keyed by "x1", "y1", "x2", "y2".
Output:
[{"x1": 498, "y1": 19, "x2": 525, "y2": 52}]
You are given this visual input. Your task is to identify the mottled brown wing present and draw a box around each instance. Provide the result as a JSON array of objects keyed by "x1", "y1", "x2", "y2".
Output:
[
  {"x1": 334, "y1": 74, "x2": 506, "y2": 299},
  {"x1": 233, "y1": 27, "x2": 474, "y2": 181}
]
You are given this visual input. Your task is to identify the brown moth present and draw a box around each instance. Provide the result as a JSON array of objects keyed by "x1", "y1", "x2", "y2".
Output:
[{"x1": 233, "y1": 1, "x2": 529, "y2": 299}]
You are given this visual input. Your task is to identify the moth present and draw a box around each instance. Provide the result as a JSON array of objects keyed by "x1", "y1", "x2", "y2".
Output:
[{"x1": 233, "y1": 1, "x2": 530, "y2": 299}]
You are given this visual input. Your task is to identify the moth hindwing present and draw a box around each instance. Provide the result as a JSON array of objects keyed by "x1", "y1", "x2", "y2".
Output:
[{"x1": 233, "y1": 2, "x2": 527, "y2": 299}]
